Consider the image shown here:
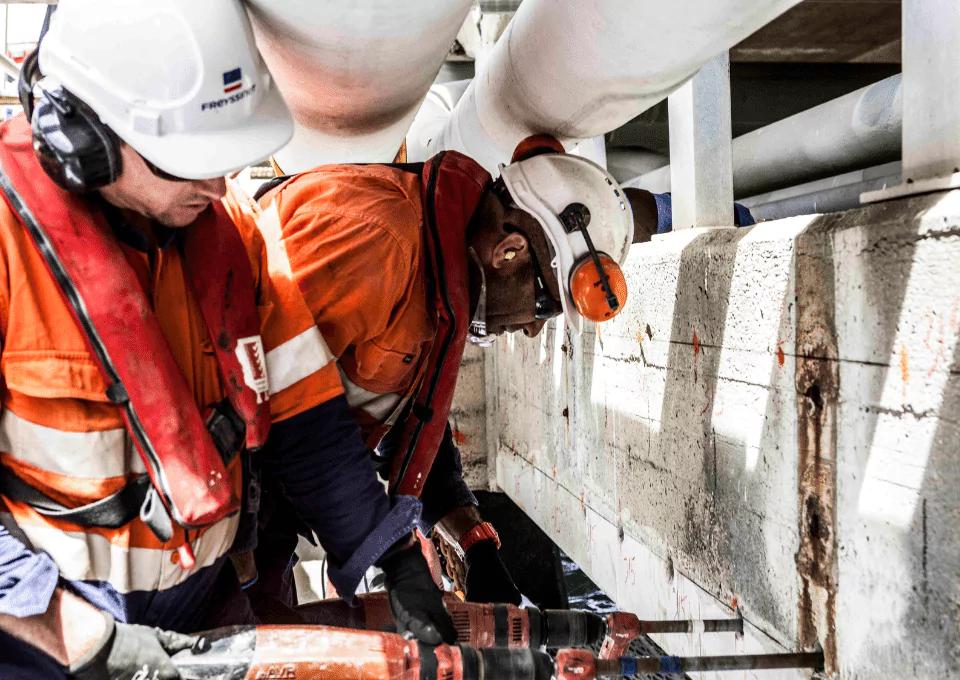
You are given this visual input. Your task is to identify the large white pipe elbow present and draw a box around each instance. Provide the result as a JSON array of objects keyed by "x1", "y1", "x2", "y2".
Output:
[
  {"x1": 429, "y1": 0, "x2": 804, "y2": 173},
  {"x1": 246, "y1": 0, "x2": 474, "y2": 173},
  {"x1": 407, "y1": 79, "x2": 473, "y2": 163}
]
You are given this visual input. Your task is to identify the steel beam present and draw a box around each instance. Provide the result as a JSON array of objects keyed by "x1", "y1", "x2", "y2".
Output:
[
  {"x1": 862, "y1": 0, "x2": 960, "y2": 202},
  {"x1": 667, "y1": 52, "x2": 734, "y2": 229}
]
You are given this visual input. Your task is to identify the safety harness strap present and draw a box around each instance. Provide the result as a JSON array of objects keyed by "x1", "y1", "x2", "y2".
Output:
[
  {"x1": 0, "y1": 470, "x2": 151, "y2": 529},
  {"x1": 389, "y1": 152, "x2": 491, "y2": 496},
  {"x1": 0, "y1": 116, "x2": 266, "y2": 537}
]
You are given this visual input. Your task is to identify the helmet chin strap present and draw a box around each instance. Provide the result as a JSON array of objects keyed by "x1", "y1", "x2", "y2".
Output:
[{"x1": 467, "y1": 247, "x2": 496, "y2": 347}]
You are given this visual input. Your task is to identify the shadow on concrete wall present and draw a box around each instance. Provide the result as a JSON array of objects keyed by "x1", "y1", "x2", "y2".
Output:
[{"x1": 906, "y1": 333, "x2": 960, "y2": 673}]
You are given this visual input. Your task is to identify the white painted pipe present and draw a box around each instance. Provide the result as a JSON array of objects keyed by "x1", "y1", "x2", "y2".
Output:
[
  {"x1": 245, "y1": 0, "x2": 474, "y2": 173},
  {"x1": 426, "y1": 0, "x2": 804, "y2": 174},
  {"x1": 407, "y1": 79, "x2": 472, "y2": 163},
  {"x1": 628, "y1": 74, "x2": 903, "y2": 198}
]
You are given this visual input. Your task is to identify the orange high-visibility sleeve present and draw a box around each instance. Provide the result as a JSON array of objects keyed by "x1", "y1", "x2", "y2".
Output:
[
  {"x1": 265, "y1": 166, "x2": 434, "y2": 389},
  {"x1": 224, "y1": 182, "x2": 340, "y2": 422}
]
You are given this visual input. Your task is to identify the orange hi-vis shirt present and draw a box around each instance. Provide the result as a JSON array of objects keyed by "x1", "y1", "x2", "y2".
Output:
[
  {"x1": 259, "y1": 165, "x2": 436, "y2": 438},
  {"x1": 0, "y1": 179, "x2": 340, "y2": 600}
]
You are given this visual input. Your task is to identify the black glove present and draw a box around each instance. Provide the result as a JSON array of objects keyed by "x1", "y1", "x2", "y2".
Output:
[
  {"x1": 381, "y1": 542, "x2": 457, "y2": 645},
  {"x1": 69, "y1": 612, "x2": 196, "y2": 680},
  {"x1": 464, "y1": 540, "x2": 522, "y2": 605}
]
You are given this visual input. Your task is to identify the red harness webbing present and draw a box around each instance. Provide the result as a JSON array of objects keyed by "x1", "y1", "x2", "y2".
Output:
[
  {"x1": 0, "y1": 115, "x2": 269, "y2": 532},
  {"x1": 256, "y1": 153, "x2": 490, "y2": 499},
  {"x1": 389, "y1": 151, "x2": 490, "y2": 497}
]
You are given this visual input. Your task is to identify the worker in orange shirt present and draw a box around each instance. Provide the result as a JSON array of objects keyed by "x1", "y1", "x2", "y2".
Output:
[
  {"x1": 0, "y1": 3, "x2": 452, "y2": 679},
  {"x1": 255, "y1": 135, "x2": 634, "y2": 607}
]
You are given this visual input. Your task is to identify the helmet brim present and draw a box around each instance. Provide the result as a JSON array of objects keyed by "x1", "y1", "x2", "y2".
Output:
[
  {"x1": 499, "y1": 162, "x2": 582, "y2": 331},
  {"x1": 119, "y1": 87, "x2": 293, "y2": 181}
]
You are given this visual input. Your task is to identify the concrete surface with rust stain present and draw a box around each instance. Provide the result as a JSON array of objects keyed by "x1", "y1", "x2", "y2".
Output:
[
  {"x1": 449, "y1": 342, "x2": 490, "y2": 489},
  {"x1": 469, "y1": 189, "x2": 960, "y2": 678}
]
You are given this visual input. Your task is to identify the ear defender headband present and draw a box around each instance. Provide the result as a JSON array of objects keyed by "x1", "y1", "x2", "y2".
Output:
[{"x1": 18, "y1": 48, "x2": 122, "y2": 193}]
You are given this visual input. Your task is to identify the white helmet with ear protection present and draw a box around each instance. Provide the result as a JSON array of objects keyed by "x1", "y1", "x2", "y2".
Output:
[
  {"x1": 499, "y1": 136, "x2": 634, "y2": 331},
  {"x1": 38, "y1": 0, "x2": 293, "y2": 180}
]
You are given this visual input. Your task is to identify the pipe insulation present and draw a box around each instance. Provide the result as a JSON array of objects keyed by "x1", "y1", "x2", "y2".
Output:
[
  {"x1": 628, "y1": 74, "x2": 903, "y2": 198},
  {"x1": 245, "y1": 0, "x2": 474, "y2": 172},
  {"x1": 423, "y1": 0, "x2": 804, "y2": 173}
]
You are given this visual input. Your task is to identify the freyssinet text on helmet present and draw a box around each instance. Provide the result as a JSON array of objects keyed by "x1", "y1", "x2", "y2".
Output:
[{"x1": 201, "y1": 84, "x2": 257, "y2": 112}]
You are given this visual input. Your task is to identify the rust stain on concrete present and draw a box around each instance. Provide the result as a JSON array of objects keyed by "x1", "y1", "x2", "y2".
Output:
[
  {"x1": 794, "y1": 226, "x2": 839, "y2": 673},
  {"x1": 692, "y1": 328, "x2": 701, "y2": 383},
  {"x1": 777, "y1": 345, "x2": 785, "y2": 367}
]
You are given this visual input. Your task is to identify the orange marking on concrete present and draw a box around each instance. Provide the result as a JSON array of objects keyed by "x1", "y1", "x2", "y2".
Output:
[
  {"x1": 451, "y1": 429, "x2": 469, "y2": 445},
  {"x1": 900, "y1": 346, "x2": 910, "y2": 403},
  {"x1": 777, "y1": 345, "x2": 785, "y2": 367}
]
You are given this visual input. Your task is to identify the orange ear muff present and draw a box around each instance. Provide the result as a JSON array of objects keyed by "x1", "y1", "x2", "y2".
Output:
[{"x1": 569, "y1": 255, "x2": 628, "y2": 322}]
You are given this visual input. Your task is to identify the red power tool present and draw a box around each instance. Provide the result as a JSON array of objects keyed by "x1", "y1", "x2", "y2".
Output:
[
  {"x1": 172, "y1": 624, "x2": 553, "y2": 680},
  {"x1": 171, "y1": 626, "x2": 823, "y2": 679},
  {"x1": 296, "y1": 593, "x2": 743, "y2": 658}
]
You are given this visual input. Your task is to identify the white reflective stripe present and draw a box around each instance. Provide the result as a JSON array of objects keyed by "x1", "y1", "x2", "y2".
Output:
[
  {"x1": 337, "y1": 365, "x2": 402, "y2": 422},
  {"x1": 0, "y1": 410, "x2": 145, "y2": 479},
  {"x1": 0, "y1": 511, "x2": 238, "y2": 594},
  {"x1": 265, "y1": 326, "x2": 335, "y2": 396}
]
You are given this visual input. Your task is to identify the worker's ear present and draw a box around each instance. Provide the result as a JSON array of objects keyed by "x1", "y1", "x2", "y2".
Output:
[{"x1": 491, "y1": 232, "x2": 528, "y2": 269}]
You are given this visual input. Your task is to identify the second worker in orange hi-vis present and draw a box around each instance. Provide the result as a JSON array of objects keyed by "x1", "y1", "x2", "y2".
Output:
[
  {"x1": 255, "y1": 134, "x2": 635, "y2": 607},
  {"x1": 0, "y1": 3, "x2": 455, "y2": 679}
]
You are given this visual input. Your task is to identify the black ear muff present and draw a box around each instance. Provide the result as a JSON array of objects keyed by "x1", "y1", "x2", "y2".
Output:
[
  {"x1": 30, "y1": 83, "x2": 122, "y2": 194},
  {"x1": 18, "y1": 47, "x2": 122, "y2": 193}
]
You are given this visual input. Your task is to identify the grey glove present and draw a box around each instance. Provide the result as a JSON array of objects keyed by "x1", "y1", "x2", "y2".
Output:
[{"x1": 69, "y1": 612, "x2": 196, "y2": 680}]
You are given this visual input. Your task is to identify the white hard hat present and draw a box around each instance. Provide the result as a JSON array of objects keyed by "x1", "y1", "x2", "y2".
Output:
[
  {"x1": 499, "y1": 140, "x2": 634, "y2": 331},
  {"x1": 38, "y1": 0, "x2": 293, "y2": 180}
]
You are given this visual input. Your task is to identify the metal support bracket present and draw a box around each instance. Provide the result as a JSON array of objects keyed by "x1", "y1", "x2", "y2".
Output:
[
  {"x1": 862, "y1": 0, "x2": 960, "y2": 203},
  {"x1": 667, "y1": 52, "x2": 734, "y2": 228}
]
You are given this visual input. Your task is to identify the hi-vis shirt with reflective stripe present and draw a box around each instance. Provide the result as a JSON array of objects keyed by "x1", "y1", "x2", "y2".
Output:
[
  {"x1": 257, "y1": 164, "x2": 434, "y2": 445},
  {"x1": 0, "y1": 179, "x2": 338, "y2": 597}
]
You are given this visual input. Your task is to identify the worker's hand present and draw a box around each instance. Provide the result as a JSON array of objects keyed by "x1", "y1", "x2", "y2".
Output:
[
  {"x1": 464, "y1": 540, "x2": 522, "y2": 605},
  {"x1": 381, "y1": 542, "x2": 458, "y2": 645},
  {"x1": 69, "y1": 612, "x2": 195, "y2": 680}
]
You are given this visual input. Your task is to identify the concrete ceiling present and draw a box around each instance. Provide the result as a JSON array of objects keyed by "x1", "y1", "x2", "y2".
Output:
[{"x1": 731, "y1": 0, "x2": 901, "y2": 63}]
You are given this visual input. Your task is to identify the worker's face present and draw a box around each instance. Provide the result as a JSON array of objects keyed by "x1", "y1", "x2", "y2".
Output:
[
  {"x1": 468, "y1": 187, "x2": 562, "y2": 339},
  {"x1": 99, "y1": 144, "x2": 227, "y2": 227}
]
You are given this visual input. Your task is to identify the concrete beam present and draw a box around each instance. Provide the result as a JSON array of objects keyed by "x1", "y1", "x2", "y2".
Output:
[{"x1": 484, "y1": 190, "x2": 960, "y2": 678}]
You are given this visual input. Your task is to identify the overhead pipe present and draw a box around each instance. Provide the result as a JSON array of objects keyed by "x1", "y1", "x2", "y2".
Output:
[
  {"x1": 421, "y1": 0, "x2": 804, "y2": 174},
  {"x1": 738, "y1": 161, "x2": 901, "y2": 221},
  {"x1": 628, "y1": 74, "x2": 903, "y2": 199},
  {"x1": 245, "y1": 0, "x2": 474, "y2": 173}
]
